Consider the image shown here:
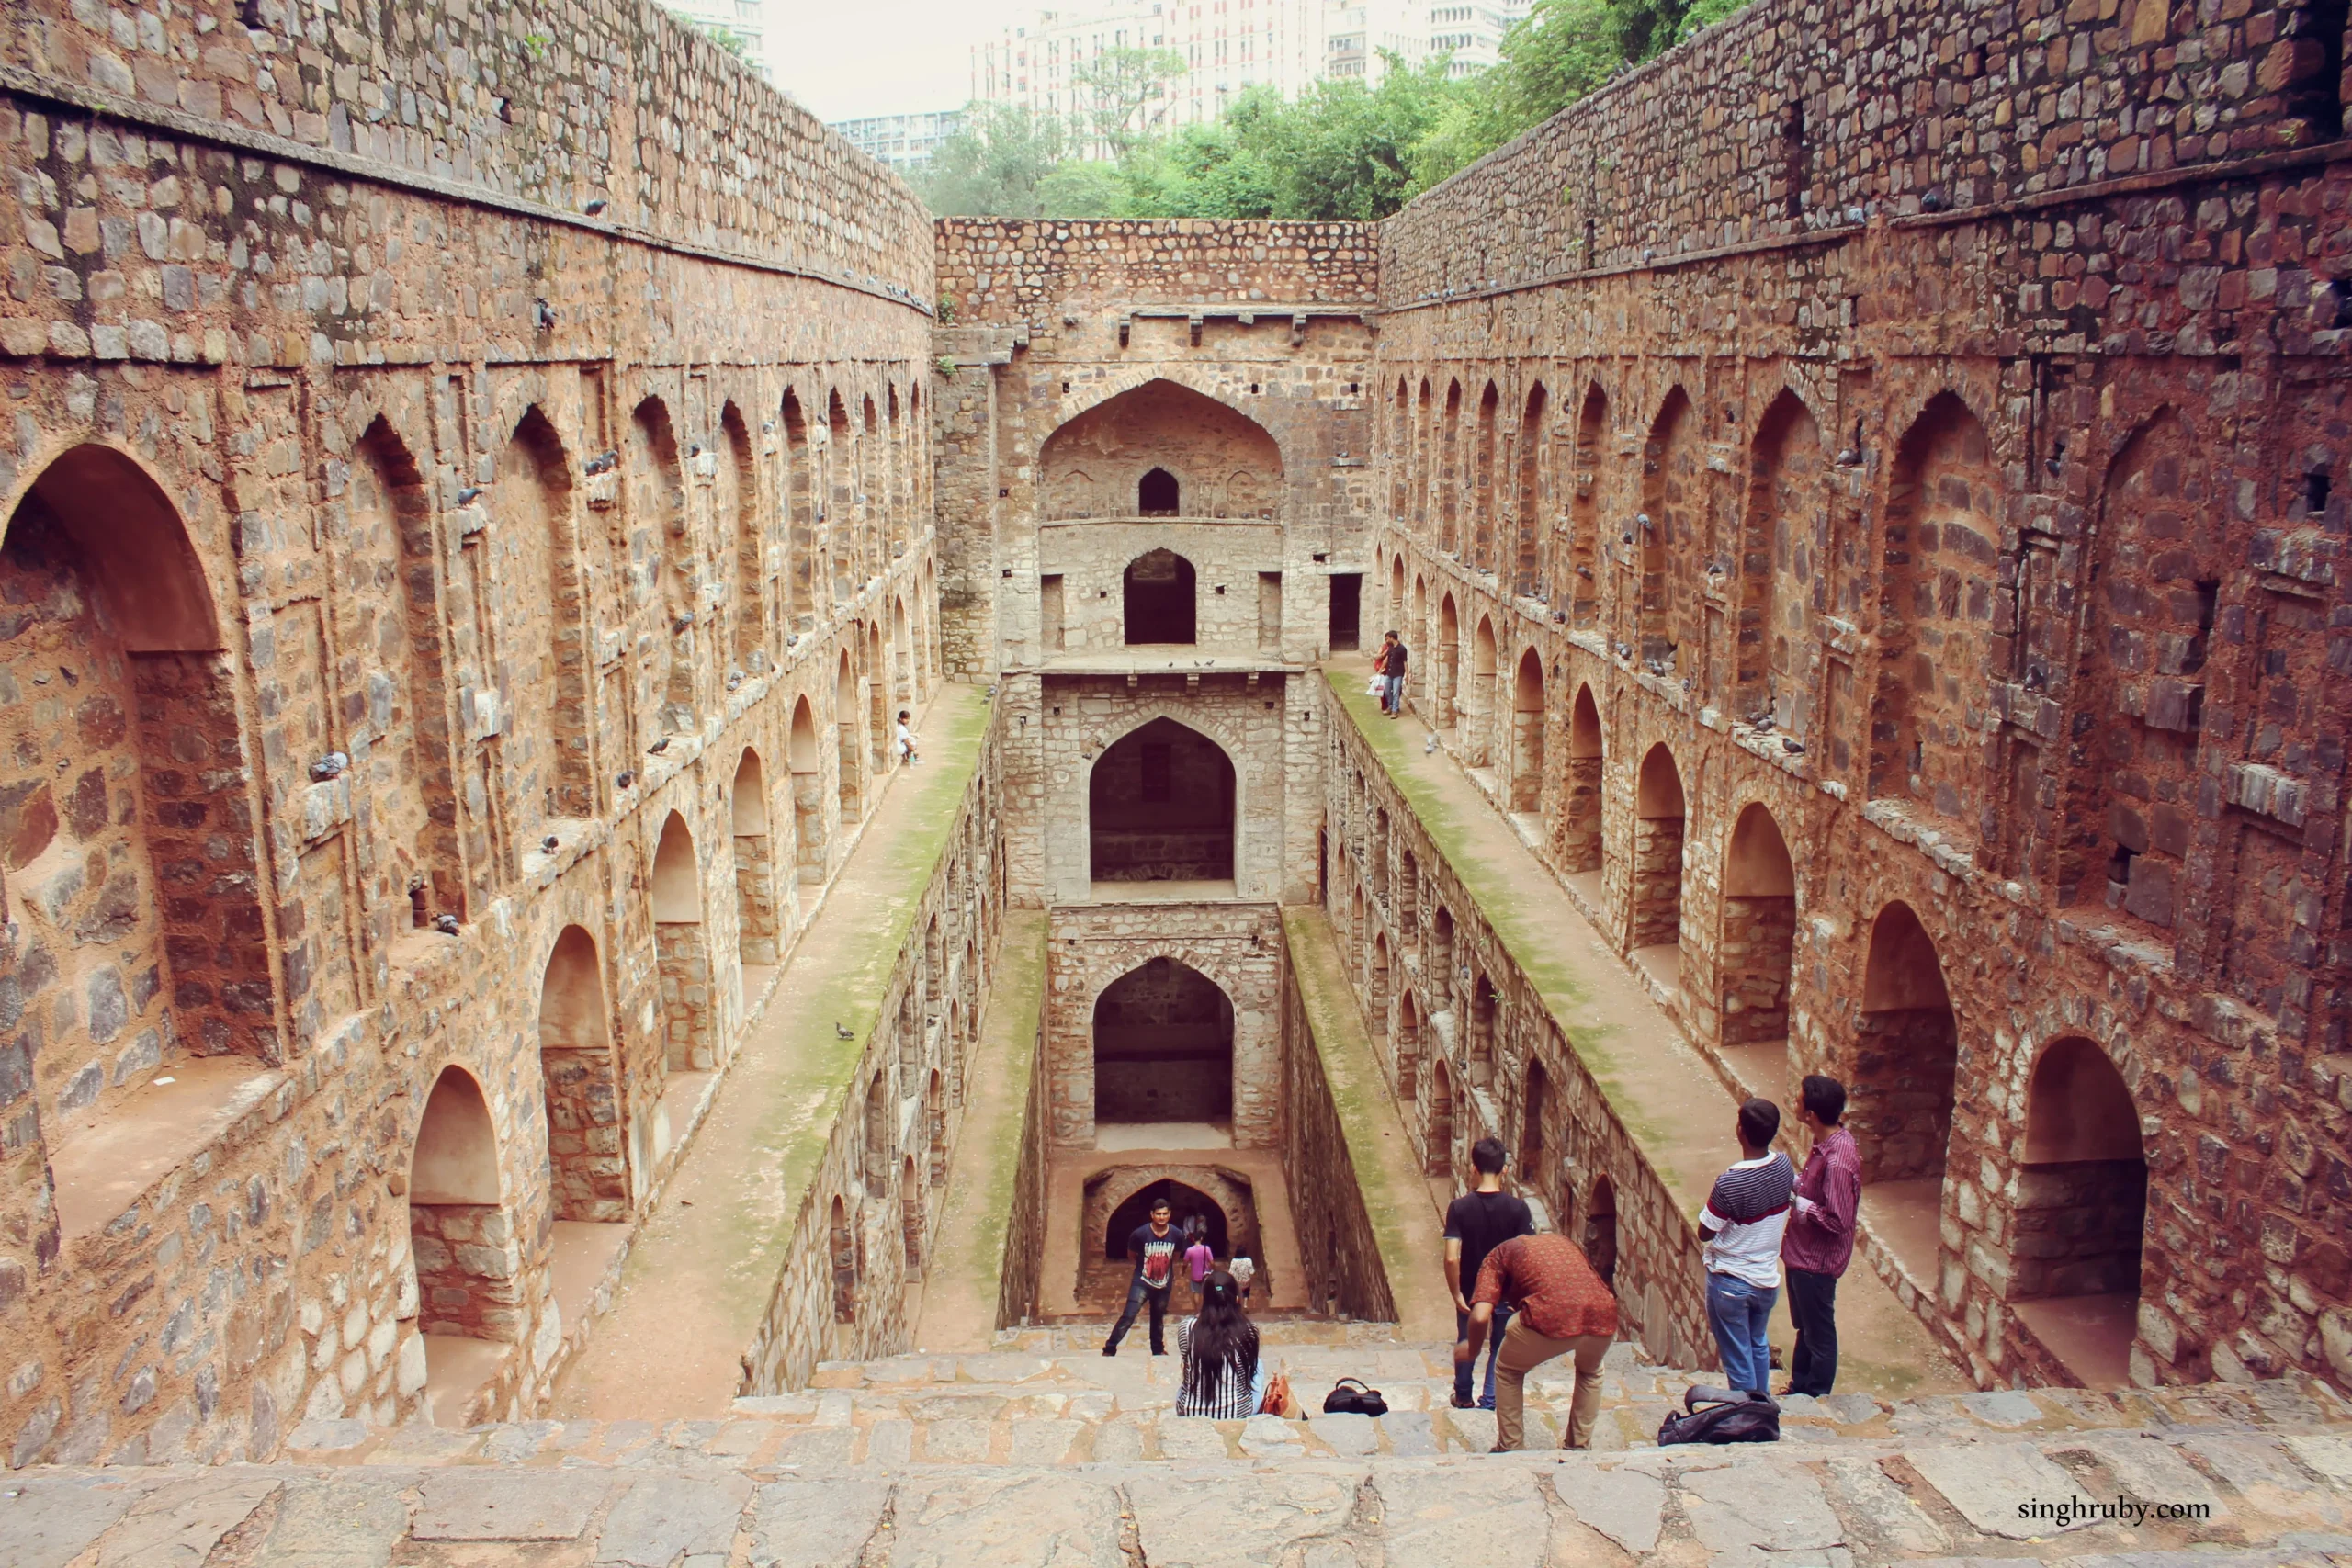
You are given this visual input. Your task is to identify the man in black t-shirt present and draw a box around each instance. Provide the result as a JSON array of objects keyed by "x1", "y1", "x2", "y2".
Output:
[
  {"x1": 1445, "y1": 1137, "x2": 1534, "y2": 1409},
  {"x1": 1378, "y1": 632, "x2": 1409, "y2": 717},
  {"x1": 1103, "y1": 1197, "x2": 1182, "y2": 1356}
]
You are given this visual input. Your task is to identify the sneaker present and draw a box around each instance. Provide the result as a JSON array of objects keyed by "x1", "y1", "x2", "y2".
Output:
[
  {"x1": 1477, "y1": 1398, "x2": 1496, "y2": 1411},
  {"x1": 1450, "y1": 1392, "x2": 1476, "y2": 1410}
]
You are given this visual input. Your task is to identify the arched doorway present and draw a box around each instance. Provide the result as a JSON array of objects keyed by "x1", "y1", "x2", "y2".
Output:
[
  {"x1": 1124, "y1": 548, "x2": 1197, "y2": 644},
  {"x1": 1632, "y1": 745, "x2": 1688, "y2": 971},
  {"x1": 1520, "y1": 1055, "x2": 1550, "y2": 1207},
  {"x1": 1510, "y1": 647, "x2": 1544, "y2": 815},
  {"x1": 1469, "y1": 972, "x2": 1498, "y2": 1088},
  {"x1": 1854, "y1": 901, "x2": 1959, "y2": 1281},
  {"x1": 789, "y1": 696, "x2": 824, "y2": 884},
  {"x1": 835, "y1": 648, "x2": 863, "y2": 820},
  {"x1": 892, "y1": 596, "x2": 913, "y2": 703},
  {"x1": 1396, "y1": 989, "x2": 1422, "y2": 1100},
  {"x1": 830, "y1": 1193, "x2": 857, "y2": 1325},
  {"x1": 867, "y1": 621, "x2": 888, "y2": 776},
  {"x1": 1093, "y1": 956, "x2": 1234, "y2": 1133},
  {"x1": 1719, "y1": 803, "x2": 1797, "y2": 1077},
  {"x1": 733, "y1": 750, "x2": 778, "y2": 972},
  {"x1": 1370, "y1": 933, "x2": 1392, "y2": 1040},
  {"x1": 2010, "y1": 1037, "x2": 2146, "y2": 1387},
  {"x1": 1103, "y1": 1179, "x2": 1231, "y2": 1258},
  {"x1": 1089, "y1": 718, "x2": 1235, "y2": 885},
  {"x1": 539, "y1": 927, "x2": 627, "y2": 1219},
  {"x1": 409, "y1": 1065, "x2": 518, "y2": 1426},
  {"x1": 651, "y1": 811, "x2": 714, "y2": 1074},
  {"x1": 1561, "y1": 684, "x2": 1604, "y2": 874}
]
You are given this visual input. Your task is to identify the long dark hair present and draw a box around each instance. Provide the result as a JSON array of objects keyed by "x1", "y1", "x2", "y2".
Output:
[{"x1": 1183, "y1": 1269, "x2": 1258, "y2": 1403}]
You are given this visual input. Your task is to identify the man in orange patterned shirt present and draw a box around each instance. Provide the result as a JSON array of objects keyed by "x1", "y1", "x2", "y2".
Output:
[{"x1": 1457, "y1": 1230, "x2": 1619, "y2": 1451}]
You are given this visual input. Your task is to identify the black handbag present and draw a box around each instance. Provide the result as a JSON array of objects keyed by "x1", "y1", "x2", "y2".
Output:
[
  {"x1": 1657, "y1": 1385, "x2": 1780, "y2": 1445},
  {"x1": 1322, "y1": 1377, "x2": 1389, "y2": 1416}
]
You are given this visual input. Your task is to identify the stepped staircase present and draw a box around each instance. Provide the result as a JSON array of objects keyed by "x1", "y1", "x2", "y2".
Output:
[{"x1": 32, "y1": 1323, "x2": 2345, "y2": 1567}]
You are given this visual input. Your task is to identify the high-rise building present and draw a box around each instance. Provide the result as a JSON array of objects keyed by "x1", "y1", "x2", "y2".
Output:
[
  {"x1": 1322, "y1": 0, "x2": 1437, "y2": 85},
  {"x1": 662, "y1": 0, "x2": 771, "y2": 78},
  {"x1": 831, "y1": 111, "x2": 967, "y2": 174},
  {"x1": 1424, "y1": 0, "x2": 1528, "y2": 76},
  {"x1": 973, "y1": 0, "x2": 1331, "y2": 160}
]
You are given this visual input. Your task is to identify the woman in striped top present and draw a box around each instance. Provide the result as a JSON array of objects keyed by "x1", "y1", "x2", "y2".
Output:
[{"x1": 1175, "y1": 1269, "x2": 1270, "y2": 1418}]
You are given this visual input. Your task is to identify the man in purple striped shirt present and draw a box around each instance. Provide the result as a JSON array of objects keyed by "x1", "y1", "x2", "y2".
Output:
[{"x1": 1780, "y1": 1075, "x2": 1862, "y2": 1397}]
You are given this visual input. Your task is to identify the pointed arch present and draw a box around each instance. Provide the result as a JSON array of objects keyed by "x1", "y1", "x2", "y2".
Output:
[
  {"x1": 782, "y1": 389, "x2": 814, "y2": 629},
  {"x1": 1632, "y1": 744, "x2": 1687, "y2": 953},
  {"x1": 1090, "y1": 716, "x2": 1235, "y2": 884},
  {"x1": 1559, "y1": 683, "x2": 1604, "y2": 873},
  {"x1": 1566, "y1": 382, "x2": 1606, "y2": 625},
  {"x1": 722, "y1": 400, "x2": 762, "y2": 671},
  {"x1": 1037, "y1": 378, "x2": 1283, "y2": 520},
  {"x1": 1440, "y1": 379, "x2": 1464, "y2": 555},
  {"x1": 1639, "y1": 387, "x2": 1695, "y2": 667},
  {"x1": 630, "y1": 396, "x2": 695, "y2": 733},
  {"x1": 1515, "y1": 380, "x2": 1548, "y2": 596},
  {"x1": 1852, "y1": 899, "x2": 1958, "y2": 1281},
  {"x1": 1510, "y1": 647, "x2": 1544, "y2": 814},
  {"x1": 1719, "y1": 803, "x2": 1797, "y2": 1048},
  {"x1": 1473, "y1": 380, "x2": 1500, "y2": 570},
  {"x1": 1466, "y1": 615, "x2": 1498, "y2": 766},
  {"x1": 733, "y1": 749, "x2": 778, "y2": 968},
  {"x1": 651, "y1": 811, "x2": 714, "y2": 1074},
  {"x1": 1094, "y1": 955, "x2": 1236, "y2": 1124},
  {"x1": 836, "y1": 646, "x2": 864, "y2": 820},
  {"x1": 2012, "y1": 1035, "x2": 2146, "y2": 1385},
  {"x1": 540, "y1": 926, "x2": 626, "y2": 1219},
  {"x1": 1743, "y1": 389, "x2": 1822, "y2": 725},
  {"x1": 1124, "y1": 548, "x2": 1197, "y2": 644}
]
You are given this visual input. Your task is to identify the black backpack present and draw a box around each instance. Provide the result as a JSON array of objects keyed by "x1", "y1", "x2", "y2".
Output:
[
  {"x1": 1657, "y1": 1385, "x2": 1780, "y2": 1445},
  {"x1": 1322, "y1": 1378, "x2": 1388, "y2": 1416}
]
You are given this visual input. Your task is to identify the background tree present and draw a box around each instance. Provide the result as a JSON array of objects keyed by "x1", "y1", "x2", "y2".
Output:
[
  {"x1": 1071, "y1": 46, "x2": 1190, "y2": 158},
  {"x1": 918, "y1": 104, "x2": 1071, "y2": 217}
]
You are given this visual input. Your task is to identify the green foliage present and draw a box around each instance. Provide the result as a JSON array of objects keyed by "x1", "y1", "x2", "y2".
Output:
[
  {"x1": 915, "y1": 0, "x2": 1753, "y2": 221},
  {"x1": 694, "y1": 20, "x2": 752, "y2": 58},
  {"x1": 916, "y1": 103, "x2": 1070, "y2": 218}
]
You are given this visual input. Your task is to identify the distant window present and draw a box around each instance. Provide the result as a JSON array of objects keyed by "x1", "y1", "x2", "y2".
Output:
[{"x1": 1138, "y1": 468, "x2": 1180, "y2": 515}]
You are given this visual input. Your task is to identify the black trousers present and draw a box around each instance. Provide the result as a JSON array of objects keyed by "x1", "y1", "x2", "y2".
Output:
[
  {"x1": 1105, "y1": 1280, "x2": 1170, "y2": 1354},
  {"x1": 1786, "y1": 1266, "x2": 1839, "y2": 1396}
]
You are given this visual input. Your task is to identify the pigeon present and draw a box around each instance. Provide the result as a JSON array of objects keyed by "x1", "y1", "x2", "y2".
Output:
[
  {"x1": 615, "y1": 769, "x2": 635, "y2": 790},
  {"x1": 455, "y1": 486, "x2": 481, "y2": 506},
  {"x1": 727, "y1": 672, "x2": 744, "y2": 691},
  {"x1": 834, "y1": 1022, "x2": 854, "y2": 1040},
  {"x1": 1836, "y1": 447, "x2": 1861, "y2": 467},
  {"x1": 433, "y1": 913, "x2": 460, "y2": 935},
  {"x1": 584, "y1": 197, "x2": 608, "y2": 216},
  {"x1": 673, "y1": 615, "x2": 695, "y2": 633},
  {"x1": 543, "y1": 835, "x2": 559, "y2": 852},
  {"x1": 1424, "y1": 734, "x2": 1439, "y2": 755},
  {"x1": 1751, "y1": 714, "x2": 1777, "y2": 735},
  {"x1": 1782, "y1": 738, "x2": 1805, "y2": 754},
  {"x1": 309, "y1": 751, "x2": 348, "y2": 781},
  {"x1": 1920, "y1": 187, "x2": 1948, "y2": 213},
  {"x1": 647, "y1": 738, "x2": 669, "y2": 755}
]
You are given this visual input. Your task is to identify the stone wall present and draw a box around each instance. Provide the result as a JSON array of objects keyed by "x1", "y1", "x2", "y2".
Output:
[
  {"x1": 996, "y1": 991, "x2": 1052, "y2": 1330},
  {"x1": 740, "y1": 721, "x2": 1006, "y2": 1395},
  {"x1": 930, "y1": 220, "x2": 1377, "y2": 688},
  {"x1": 0, "y1": 0, "x2": 942, "y2": 1464},
  {"x1": 1365, "y1": 0, "x2": 2352, "y2": 1391},
  {"x1": 1278, "y1": 956, "x2": 1398, "y2": 1323},
  {"x1": 1041, "y1": 900, "x2": 1283, "y2": 1151},
  {"x1": 1322, "y1": 690, "x2": 1713, "y2": 1371}
]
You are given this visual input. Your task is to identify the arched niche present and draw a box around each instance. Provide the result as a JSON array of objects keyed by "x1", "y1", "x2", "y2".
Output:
[
  {"x1": 1631, "y1": 745, "x2": 1687, "y2": 953},
  {"x1": 733, "y1": 750, "x2": 778, "y2": 968},
  {"x1": 1559, "y1": 683, "x2": 1605, "y2": 873},
  {"x1": 789, "y1": 695, "x2": 824, "y2": 885},
  {"x1": 1102, "y1": 1178, "x2": 1232, "y2": 1258},
  {"x1": 1851, "y1": 900, "x2": 1958, "y2": 1276},
  {"x1": 539, "y1": 926, "x2": 626, "y2": 1221},
  {"x1": 1510, "y1": 647, "x2": 1544, "y2": 814},
  {"x1": 407, "y1": 1060, "x2": 522, "y2": 1408},
  {"x1": 1426, "y1": 1057, "x2": 1455, "y2": 1178},
  {"x1": 1092, "y1": 955, "x2": 1235, "y2": 1127},
  {"x1": 1639, "y1": 387, "x2": 1695, "y2": 665},
  {"x1": 2012, "y1": 1036, "x2": 2148, "y2": 1384},
  {"x1": 1566, "y1": 383, "x2": 1607, "y2": 625},
  {"x1": 1744, "y1": 389, "x2": 1821, "y2": 726},
  {"x1": 1089, "y1": 716, "x2": 1235, "y2": 885},
  {"x1": 413, "y1": 1066, "x2": 501, "y2": 1204},
  {"x1": 1038, "y1": 379, "x2": 1284, "y2": 520},
  {"x1": 650, "y1": 811, "x2": 714, "y2": 1074},
  {"x1": 1124, "y1": 548, "x2": 1197, "y2": 645},
  {"x1": 1436, "y1": 593, "x2": 1460, "y2": 721},
  {"x1": 1, "y1": 443, "x2": 274, "y2": 1140},
  {"x1": 835, "y1": 648, "x2": 863, "y2": 820},
  {"x1": 1465, "y1": 615, "x2": 1499, "y2": 766},
  {"x1": 1720, "y1": 803, "x2": 1797, "y2": 1048}
]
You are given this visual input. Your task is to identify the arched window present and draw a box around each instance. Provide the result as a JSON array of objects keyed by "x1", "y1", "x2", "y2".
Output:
[
  {"x1": 1090, "y1": 717, "x2": 1234, "y2": 883},
  {"x1": 1094, "y1": 957, "x2": 1235, "y2": 1127},
  {"x1": 1138, "y1": 467, "x2": 1180, "y2": 514}
]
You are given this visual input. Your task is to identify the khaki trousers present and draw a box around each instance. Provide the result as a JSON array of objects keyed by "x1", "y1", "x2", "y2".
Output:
[{"x1": 1492, "y1": 1317, "x2": 1611, "y2": 1451}]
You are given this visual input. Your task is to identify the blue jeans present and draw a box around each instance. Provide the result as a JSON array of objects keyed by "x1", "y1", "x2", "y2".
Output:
[
  {"x1": 1381, "y1": 674, "x2": 1404, "y2": 714},
  {"x1": 1705, "y1": 1273, "x2": 1779, "y2": 1393},
  {"x1": 1454, "y1": 1303, "x2": 1512, "y2": 1406},
  {"x1": 1105, "y1": 1280, "x2": 1169, "y2": 1354}
]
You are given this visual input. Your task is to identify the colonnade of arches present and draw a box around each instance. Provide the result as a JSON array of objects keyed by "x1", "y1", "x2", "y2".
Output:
[
  {"x1": 1378, "y1": 371, "x2": 2288, "y2": 1005},
  {"x1": 1324, "y1": 711, "x2": 2155, "y2": 1382}
]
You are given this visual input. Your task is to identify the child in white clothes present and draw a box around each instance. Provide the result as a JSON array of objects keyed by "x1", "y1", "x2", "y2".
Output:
[{"x1": 896, "y1": 709, "x2": 920, "y2": 766}]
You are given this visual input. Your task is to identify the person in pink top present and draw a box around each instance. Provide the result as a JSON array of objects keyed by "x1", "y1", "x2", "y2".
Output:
[
  {"x1": 1183, "y1": 1218, "x2": 1216, "y2": 1308},
  {"x1": 1780, "y1": 1074, "x2": 1862, "y2": 1397}
]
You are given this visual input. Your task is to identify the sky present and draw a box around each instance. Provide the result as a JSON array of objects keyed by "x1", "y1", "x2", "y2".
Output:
[{"x1": 762, "y1": 0, "x2": 1030, "y2": 122}]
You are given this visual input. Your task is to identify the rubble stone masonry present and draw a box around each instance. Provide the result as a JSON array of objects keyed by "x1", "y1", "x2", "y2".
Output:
[
  {"x1": 0, "y1": 0, "x2": 948, "y2": 1462},
  {"x1": 1368, "y1": 0, "x2": 2352, "y2": 1392}
]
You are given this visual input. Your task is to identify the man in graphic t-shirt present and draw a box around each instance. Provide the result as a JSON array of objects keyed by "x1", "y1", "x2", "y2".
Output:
[
  {"x1": 1445, "y1": 1137, "x2": 1533, "y2": 1409},
  {"x1": 1699, "y1": 1098, "x2": 1796, "y2": 1394},
  {"x1": 1103, "y1": 1196, "x2": 1183, "y2": 1356}
]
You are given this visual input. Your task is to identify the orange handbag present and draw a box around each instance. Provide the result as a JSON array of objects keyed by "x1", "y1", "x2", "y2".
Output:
[{"x1": 1260, "y1": 1370, "x2": 1293, "y2": 1416}]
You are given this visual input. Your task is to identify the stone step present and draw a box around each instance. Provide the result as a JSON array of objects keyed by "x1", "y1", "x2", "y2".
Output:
[{"x1": 28, "y1": 1401, "x2": 2352, "y2": 1568}]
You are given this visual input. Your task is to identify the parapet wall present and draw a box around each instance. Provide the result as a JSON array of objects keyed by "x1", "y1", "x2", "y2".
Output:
[{"x1": 1380, "y1": 0, "x2": 2334, "y2": 306}]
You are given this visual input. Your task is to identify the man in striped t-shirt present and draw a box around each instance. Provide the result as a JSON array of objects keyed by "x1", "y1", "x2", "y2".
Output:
[{"x1": 1698, "y1": 1098, "x2": 1795, "y2": 1395}]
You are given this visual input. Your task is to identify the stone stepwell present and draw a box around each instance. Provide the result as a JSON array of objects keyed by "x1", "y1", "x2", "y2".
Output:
[{"x1": 9, "y1": 1325, "x2": 2352, "y2": 1567}]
